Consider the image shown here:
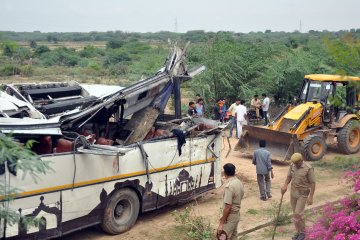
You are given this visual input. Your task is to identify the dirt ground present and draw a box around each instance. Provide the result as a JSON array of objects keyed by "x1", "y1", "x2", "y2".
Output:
[{"x1": 62, "y1": 136, "x2": 358, "y2": 240}]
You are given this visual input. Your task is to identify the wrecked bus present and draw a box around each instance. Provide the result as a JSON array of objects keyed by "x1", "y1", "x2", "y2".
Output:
[{"x1": 0, "y1": 45, "x2": 224, "y2": 239}]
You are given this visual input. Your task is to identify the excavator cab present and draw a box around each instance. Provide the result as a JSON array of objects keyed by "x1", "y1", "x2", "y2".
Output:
[{"x1": 236, "y1": 74, "x2": 360, "y2": 161}]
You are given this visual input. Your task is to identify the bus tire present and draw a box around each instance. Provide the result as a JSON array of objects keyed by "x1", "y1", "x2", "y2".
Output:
[
  {"x1": 101, "y1": 188, "x2": 140, "y2": 235},
  {"x1": 338, "y1": 120, "x2": 360, "y2": 154}
]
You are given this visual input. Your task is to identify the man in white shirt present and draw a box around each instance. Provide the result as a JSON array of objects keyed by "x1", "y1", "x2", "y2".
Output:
[
  {"x1": 228, "y1": 99, "x2": 240, "y2": 138},
  {"x1": 235, "y1": 100, "x2": 247, "y2": 138},
  {"x1": 262, "y1": 93, "x2": 270, "y2": 126}
]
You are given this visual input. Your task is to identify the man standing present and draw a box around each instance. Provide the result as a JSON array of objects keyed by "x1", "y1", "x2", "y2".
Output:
[
  {"x1": 221, "y1": 98, "x2": 228, "y2": 122},
  {"x1": 213, "y1": 99, "x2": 223, "y2": 121},
  {"x1": 281, "y1": 153, "x2": 316, "y2": 240},
  {"x1": 253, "y1": 140, "x2": 274, "y2": 201},
  {"x1": 235, "y1": 100, "x2": 247, "y2": 137},
  {"x1": 228, "y1": 99, "x2": 240, "y2": 138},
  {"x1": 218, "y1": 163, "x2": 244, "y2": 240},
  {"x1": 250, "y1": 95, "x2": 262, "y2": 120},
  {"x1": 262, "y1": 93, "x2": 270, "y2": 125}
]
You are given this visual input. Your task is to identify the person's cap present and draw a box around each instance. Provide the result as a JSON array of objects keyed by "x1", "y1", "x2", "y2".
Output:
[{"x1": 290, "y1": 153, "x2": 303, "y2": 163}]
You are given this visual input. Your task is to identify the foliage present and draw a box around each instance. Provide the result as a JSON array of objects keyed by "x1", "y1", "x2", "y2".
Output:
[
  {"x1": 1, "y1": 40, "x2": 19, "y2": 57},
  {"x1": 265, "y1": 201, "x2": 291, "y2": 226},
  {"x1": 79, "y1": 45, "x2": 105, "y2": 58},
  {"x1": 0, "y1": 64, "x2": 21, "y2": 76},
  {"x1": 102, "y1": 48, "x2": 131, "y2": 67},
  {"x1": 313, "y1": 156, "x2": 360, "y2": 171},
  {"x1": 246, "y1": 208, "x2": 258, "y2": 215},
  {"x1": 172, "y1": 206, "x2": 212, "y2": 240},
  {"x1": 106, "y1": 39, "x2": 125, "y2": 49},
  {"x1": 29, "y1": 40, "x2": 37, "y2": 49},
  {"x1": 41, "y1": 47, "x2": 80, "y2": 67},
  {"x1": 0, "y1": 134, "x2": 52, "y2": 225},
  {"x1": 305, "y1": 165, "x2": 360, "y2": 240},
  {"x1": 34, "y1": 45, "x2": 50, "y2": 56}
]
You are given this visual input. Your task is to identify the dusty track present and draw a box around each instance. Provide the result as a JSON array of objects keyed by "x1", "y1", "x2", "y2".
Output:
[{"x1": 62, "y1": 137, "x2": 358, "y2": 240}]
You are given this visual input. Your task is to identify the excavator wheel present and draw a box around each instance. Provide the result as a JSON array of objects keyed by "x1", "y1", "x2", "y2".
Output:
[
  {"x1": 302, "y1": 135, "x2": 327, "y2": 161},
  {"x1": 338, "y1": 120, "x2": 360, "y2": 154}
]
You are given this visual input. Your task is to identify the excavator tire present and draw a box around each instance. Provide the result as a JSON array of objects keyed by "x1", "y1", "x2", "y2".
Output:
[
  {"x1": 338, "y1": 120, "x2": 360, "y2": 154},
  {"x1": 302, "y1": 135, "x2": 327, "y2": 161}
]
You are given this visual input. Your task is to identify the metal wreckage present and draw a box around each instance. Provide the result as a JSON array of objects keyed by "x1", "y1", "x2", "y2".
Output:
[{"x1": 0, "y1": 45, "x2": 225, "y2": 239}]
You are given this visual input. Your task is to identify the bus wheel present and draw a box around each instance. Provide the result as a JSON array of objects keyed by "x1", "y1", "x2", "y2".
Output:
[{"x1": 101, "y1": 188, "x2": 140, "y2": 235}]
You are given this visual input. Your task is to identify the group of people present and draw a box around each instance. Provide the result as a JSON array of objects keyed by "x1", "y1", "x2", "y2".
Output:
[
  {"x1": 218, "y1": 145, "x2": 316, "y2": 240},
  {"x1": 250, "y1": 93, "x2": 270, "y2": 125},
  {"x1": 187, "y1": 94, "x2": 270, "y2": 131},
  {"x1": 187, "y1": 94, "x2": 205, "y2": 118}
]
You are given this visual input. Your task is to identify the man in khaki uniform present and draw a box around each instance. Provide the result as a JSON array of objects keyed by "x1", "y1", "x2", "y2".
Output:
[
  {"x1": 281, "y1": 153, "x2": 316, "y2": 240},
  {"x1": 217, "y1": 163, "x2": 244, "y2": 240},
  {"x1": 250, "y1": 95, "x2": 262, "y2": 119}
]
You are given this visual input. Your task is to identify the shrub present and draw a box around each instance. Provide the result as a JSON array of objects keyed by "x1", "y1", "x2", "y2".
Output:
[
  {"x1": 34, "y1": 45, "x2": 50, "y2": 56},
  {"x1": 108, "y1": 63, "x2": 129, "y2": 76},
  {"x1": 20, "y1": 65, "x2": 33, "y2": 77},
  {"x1": 0, "y1": 64, "x2": 21, "y2": 76},
  {"x1": 1, "y1": 41, "x2": 19, "y2": 57},
  {"x1": 172, "y1": 206, "x2": 212, "y2": 240},
  {"x1": 102, "y1": 49, "x2": 131, "y2": 67},
  {"x1": 79, "y1": 45, "x2": 105, "y2": 58},
  {"x1": 29, "y1": 40, "x2": 37, "y2": 49},
  {"x1": 14, "y1": 47, "x2": 32, "y2": 61},
  {"x1": 41, "y1": 47, "x2": 80, "y2": 67},
  {"x1": 305, "y1": 166, "x2": 360, "y2": 240},
  {"x1": 106, "y1": 39, "x2": 125, "y2": 49}
]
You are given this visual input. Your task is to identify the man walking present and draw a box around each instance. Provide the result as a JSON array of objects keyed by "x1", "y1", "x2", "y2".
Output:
[
  {"x1": 228, "y1": 99, "x2": 240, "y2": 138},
  {"x1": 235, "y1": 100, "x2": 247, "y2": 137},
  {"x1": 217, "y1": 163, "x2": 244, "y2": 240},
  {"x1": 262, "y1": 93, "x2": 270, "y2": 125},
  {"x1": 253, "y1": 140, "x2": 274, "y2": 201},
  {"x1": 281, "y1": 153, "x2": 316, "y2": 240}
]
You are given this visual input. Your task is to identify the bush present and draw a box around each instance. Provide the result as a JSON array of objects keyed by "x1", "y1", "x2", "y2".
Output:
[
  {"x1": 172, "y1": 206, "x2": 212, "y2": 240},
  {"x1": 14, "y1": 47, "x2": 32, "y2": 61},
  {"x1": 20, "y1": 65, "x2": 33, "y2": 77},
  {"x1": 108, "y1": 63, "x2": 129, "y2": 76},
  {"x1": 102, "y1": 49, "x2": 131, "y2": 67},
  {"x1": 29, "y1": 40, "x2": 37, "y2": 49},
  {"x1": 106, "y1": 39, "x2": 125, "y2": 49},
  {"x1": 88, "y1": 61, "x2": 101, "y2": 71},
  {"x1": 79, "y1": 45, "x2": 105, "y2": 58},
  {"x1": 1, "y1": 41, "x2": 19, "y2": 57},
  {"x1": 306, "y1": 165, "x2": 360, "y2": 240},
  {"x1": 0, "y1": 64, "x2": 21, "y2": 76},
  {"x1": 41, "y1": 47, "x2": 80, "y2": 67},
  {"x1": 34, "y1": 45, "x2": 50, "y2": 56}
]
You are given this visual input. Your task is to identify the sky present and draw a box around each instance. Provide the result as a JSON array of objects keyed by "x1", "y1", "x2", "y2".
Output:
[{"x1": 1, "y1": 0, "x2": 359, "y2": 33}]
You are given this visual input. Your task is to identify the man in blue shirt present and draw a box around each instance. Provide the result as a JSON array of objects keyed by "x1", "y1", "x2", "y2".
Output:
[{"x1": 252, "y1": 140, "x2": 274, "y2": 201}]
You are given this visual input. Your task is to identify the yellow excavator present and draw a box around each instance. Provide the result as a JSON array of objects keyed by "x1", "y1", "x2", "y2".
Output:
[{"x1": 235, "y1": 74, "x2": 360, "y2": 161}]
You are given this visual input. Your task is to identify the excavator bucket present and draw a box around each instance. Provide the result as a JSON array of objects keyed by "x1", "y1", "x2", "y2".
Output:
[{"x1": 234, "y1": 125, "x2": 301, "y2": 161}]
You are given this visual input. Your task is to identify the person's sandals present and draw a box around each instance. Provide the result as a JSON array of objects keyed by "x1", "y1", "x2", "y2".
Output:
[
  {"x1": 267, "y1": 193, "x2": 272, "y2": 199},
  {"x1": 260, "y1": 196, "x2": 267, "y2": 201}
]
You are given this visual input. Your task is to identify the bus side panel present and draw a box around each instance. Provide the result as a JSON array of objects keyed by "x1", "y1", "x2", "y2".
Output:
[{"x1": 5, "y1": 192, "x2": 61, "y2": 239}]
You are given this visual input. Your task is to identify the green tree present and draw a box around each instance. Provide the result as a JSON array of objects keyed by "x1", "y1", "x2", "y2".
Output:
[
  {"x1": 0, "y1": 134, "x2": 51, "y2": 226},
  {"x1": 106, "y1": 39, "x2": 124, "y2": 49},
  {"x1": 1, "y1": 40, "x2": 19, "y2": 57},
  {"x1": 29, "y1": 40, "x2": 37, "y2": 49}
]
